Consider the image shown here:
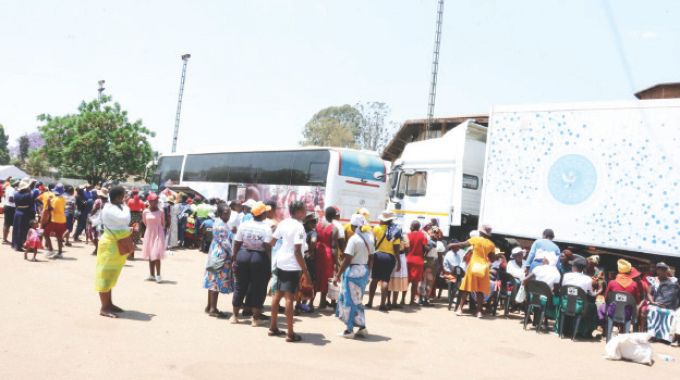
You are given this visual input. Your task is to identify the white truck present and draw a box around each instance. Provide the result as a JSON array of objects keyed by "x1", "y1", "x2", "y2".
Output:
[{"x1": 389, "y1": 99, "x2": 680, "y2": 260}]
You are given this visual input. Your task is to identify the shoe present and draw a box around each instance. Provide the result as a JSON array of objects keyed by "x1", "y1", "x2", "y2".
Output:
[
  {"x1": 155, "y1": 276, "x2": 163, "y2": 283},
  {"x1": 251, "y1": 318, "x2": 262, "y2": 327},
  {"x1": 242, "y1": 309, "x2": 253, "y2": 317},
  {"x1": 145, "y1": 276, "x2": 155, "y2": 281},
  {"x1": 229, "y1": 316, "x2": 239, "y2": 324},
  {"x1": 671, "y1": 341, "x2": 679, "y2": 347},
  {"x1": 355, "y1": 328, "x2": 368, "y2": 338},
  {"x1": 339, "y1": 330, "x2": 354, "y2": 339}
]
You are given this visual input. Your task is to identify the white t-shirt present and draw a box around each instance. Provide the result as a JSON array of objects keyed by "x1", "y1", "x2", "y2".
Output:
[
  {"x1": 234, "y1": 220, "x2": 272, "y2": 252},
  {"x1": 531, "y1": 265, "x2": 561, "y2": 289},
  {"x1": 506, "y1": 260, "x2": 526, "y2": 281},
  {"x1": 344, "y1": 231, "x2": 374, "y2": 265},
  {"x1": 273, "y1": 218, "x2": 306, "y2": 271},
  {"x1": 332, "y1": 220, "x2": 346, "y2": 240},
  {"x1": 562, "y1": 272, "x2": 594, "y2": 295},
  {"x1": 227, "y1": 212, "x2": 241, "y2": 231},
  {"x1": 3, "y1": 186, "x2": 15, "y2": 207}
]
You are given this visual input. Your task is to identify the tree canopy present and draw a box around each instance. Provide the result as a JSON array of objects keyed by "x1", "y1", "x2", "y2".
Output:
[
  {"x1": 300, "y1": 102, "x2": 397, "y2": 151},
  {"x1": 38, "y1": 95, "x2": 155, "y2": 185},
  {"x1": 0, "y1": 124, "x2": 10, "y2": 165}
]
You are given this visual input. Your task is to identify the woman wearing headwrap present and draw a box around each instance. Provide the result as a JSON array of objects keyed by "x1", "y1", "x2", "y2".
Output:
[{"x1": 598, "y1": 259, "x2": 643, "y2": 330}]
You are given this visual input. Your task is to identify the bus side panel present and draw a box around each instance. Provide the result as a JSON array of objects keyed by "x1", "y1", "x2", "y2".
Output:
[{"x1": 330, "y1": 150, "x2": 387, "y2": 224}]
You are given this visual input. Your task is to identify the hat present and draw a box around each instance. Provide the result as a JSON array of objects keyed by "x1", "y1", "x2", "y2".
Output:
[
  {"x1": 569, "y1": 255, "x2": 587, "y2": 268},
  {"x1": 469, "y1": 230, "x2": 480, "y2": 238},
  {"x1": 243, "y1": 199, "x2": 257, "y2": 209},
  {"x1": 97, "y1": 188, "x2": 109, "y2": 198},
  {"x1": 357, "y1": 208, "x2": 370, "y2": 219},
  {"x1": 146, "y1": 192, "x2": 159, "y2": 201},
  {"x1": 54, "y1": 183, "x2": 65, "y2": 195},
  {"x1": 511, "y1": 246, "x2": 525, "y2": 257},
  {"x1": 479, "y1": 224, "x2": 493, "y2": 237},
  {"x1": 378, "y1": 211, "x2": 395, "y2": 222},
  {"x1": 656, "y1": 262, "x2": 670, "y2": 270},
  {"x1": 303, "y1": 212, "x2": 318, "y2": 224},
  {"x1": 617, "y1": 259, "x2": 632, "y2": 274},
  {"x1": 350, "y1": 213, "x2": 366, "y2": 227},
  {"x1": 10, "y1": 178, "x2": 20, "y2": 187},
  {"x1": 17, "y1": 180, "x2": 30, "y2": 191},
  {"x1": 251, "y1": 201, "x2": 271, "y2": 217},
  {"x1": 586, "y1": 255, "x2": 600, "y2": 265}
]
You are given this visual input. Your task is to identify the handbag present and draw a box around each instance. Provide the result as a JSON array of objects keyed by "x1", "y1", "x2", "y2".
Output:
[
  {"x1": 205, "y1": 253, "x2": 226, "y2": 272},
  {"x1": 105, "y1": 226, "x2": 135, "y2": 255}
]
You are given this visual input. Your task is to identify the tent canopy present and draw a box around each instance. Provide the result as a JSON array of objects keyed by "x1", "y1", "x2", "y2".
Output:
[{"x1": 0, "y1": 165, "x2": 29, "y2": 180}]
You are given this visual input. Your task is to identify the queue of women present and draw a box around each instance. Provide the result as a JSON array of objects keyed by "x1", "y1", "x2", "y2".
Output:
[{"x1": 3, "y1": 176, "x2": 679, "y2": 346}]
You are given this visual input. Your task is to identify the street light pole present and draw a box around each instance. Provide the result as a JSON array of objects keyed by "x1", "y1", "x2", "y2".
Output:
[{"x1": 171, "y1": 54, "x2": 191, "y2": 153}]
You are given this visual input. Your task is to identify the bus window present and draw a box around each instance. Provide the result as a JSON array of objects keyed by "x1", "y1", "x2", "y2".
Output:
[
  {"x1": 157, "y1": 156, "x2": 183, "y2": 189},
  {"x1": 292, "y1": 150, "x2": 330, "y2": 186}
]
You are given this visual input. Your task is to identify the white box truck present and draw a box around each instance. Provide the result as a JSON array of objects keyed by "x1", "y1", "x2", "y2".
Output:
[{"x1": 389, "y1": 99, "x2": 680, "y2": 260}]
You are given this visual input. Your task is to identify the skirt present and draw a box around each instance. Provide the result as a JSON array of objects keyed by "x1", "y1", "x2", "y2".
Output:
[
  {"x1": 141, "y1": 223, "x2": 166, "y2": 261},
  {"x1": 389, "y1": 255, "x2": 409, "y2": 292},
  {"x1": 371, "y1": 252, "x2": 396, "y2": 282},
  {"x1": 336, "y1": 264, "x2": 370, "y2": 330},
  {"x1": 203, "y1": 267, "x2": 234, "y2": 294},
  {"x1": 95, "y1": 228, "x2": 131, "y2": 292},
  {"x1": 647, "y1": 305, "x2": 675, "y2": 342}
]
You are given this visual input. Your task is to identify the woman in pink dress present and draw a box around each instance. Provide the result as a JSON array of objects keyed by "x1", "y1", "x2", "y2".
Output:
[{"x1": 142, "y1": 192, "x2": 166, "y2": 283}]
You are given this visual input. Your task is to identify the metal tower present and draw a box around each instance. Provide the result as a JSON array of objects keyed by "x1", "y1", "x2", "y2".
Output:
[
  {"x1": 425, "y1": 0, "x2": 444, "y2": 139},
  {"x1": 171, "y1": 53, "x2": 191, "y2": 153}
]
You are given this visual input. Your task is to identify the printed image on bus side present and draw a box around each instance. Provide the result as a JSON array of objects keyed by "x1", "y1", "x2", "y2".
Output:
[{"x1": 154, "y1": 148, "x2": 388, "y2": 223}]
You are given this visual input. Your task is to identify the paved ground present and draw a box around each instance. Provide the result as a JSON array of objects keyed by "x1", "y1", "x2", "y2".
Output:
[{"x1": 0, "y1": 238, "x2": 677, "y2": 379}]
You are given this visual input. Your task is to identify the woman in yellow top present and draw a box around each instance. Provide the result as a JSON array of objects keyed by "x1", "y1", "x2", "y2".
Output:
[
  {"x1": 95, "y1": 186, "x2": 132, "y2": 318},
  {"x1": 447, "y1": 225, "x2": 496, "y2": 318}
]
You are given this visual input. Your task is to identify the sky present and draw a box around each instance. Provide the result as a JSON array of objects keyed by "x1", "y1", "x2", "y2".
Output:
[{"x1": 0, "y1": 0, "x2": 678, "y2": 155}]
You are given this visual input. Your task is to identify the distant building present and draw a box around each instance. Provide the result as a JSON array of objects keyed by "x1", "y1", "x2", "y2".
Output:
[
  {"x1": 381, "y1": 115, "x2": 488, "y2": 162},
  {"x1": 634, "y1": 82, "x2": 680, "y2": 100}
]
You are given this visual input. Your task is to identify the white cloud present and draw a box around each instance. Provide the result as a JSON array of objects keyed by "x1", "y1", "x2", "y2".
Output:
[{"x1": 641, "y1": 31, "x2": 658, "y2": 39}]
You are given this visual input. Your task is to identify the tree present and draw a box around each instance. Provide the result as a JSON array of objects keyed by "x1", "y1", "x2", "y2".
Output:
[
  {"x1": 38, "y1": 95, "x2": 155, "y2": 185},
  {"x1": 0, "y1": 124, "x2": 10, "y2": 165},
  {"x1": 18, "y1": 134, "x2": 30, "y2": 162},
  {"x1": 355, "y1": 101, "x2": 397, "y2": 152},
  {"x1": 24, "y1": 149, "x2": 51, "y2": 177},
  {"x1": 300, "y1": 105, "x2": 364, "y2": 148}
]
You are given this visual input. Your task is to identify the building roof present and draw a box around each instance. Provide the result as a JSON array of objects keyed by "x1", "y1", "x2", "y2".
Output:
[
  {"x1": 634, "y1": 82, "x2": 680, "y2": 99},
  {"x1": 381, "y1": 115, "x2": 488, "y2": 161}
]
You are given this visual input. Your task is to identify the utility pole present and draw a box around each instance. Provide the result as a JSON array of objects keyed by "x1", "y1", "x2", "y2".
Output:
[
  {"x1": 171, "y1": 53, "x2": 191, "y2": 153},
  {"x1": 97, "y1": 80, "x2": 105, "y2": 100},
  {"x1": 425, "y1": 0, "x2": 444, "y2": 139}
]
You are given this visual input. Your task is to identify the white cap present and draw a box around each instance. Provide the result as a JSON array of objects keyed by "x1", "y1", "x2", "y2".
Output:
[
  {"x1": 511, "y1": 246, "x2": 525, "y2": 256},
  {"x1": 469, "y1": 230, "x2": 480, "y2": 238},
  {"x1": 436, "y1": 241, "x2": 446, "y2": 253},
  {"x1": 243, "y1": 199, "x2": 257, "y2": 209},
  {"x1": 350, "y1": 214, "x2": 366, "y2": 227}
]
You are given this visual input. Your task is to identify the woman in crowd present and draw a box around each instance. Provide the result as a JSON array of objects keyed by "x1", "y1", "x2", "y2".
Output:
[
  {"x1": 177, "y1": 194, "x2": 190, "y2": 247},
  {"x1": 599, "y1": 259, "x2": 643, "y2": 332},
  {"x1": 95, "y1": 186, "x2": 132, "y2": 318},
  {"x1": 167, "y1": 195, "x2": 180, "y2": 249},
  {"x1": 296, "y1": 212, "x2": 318, "y2": 314},
  {"x1": 269, "y1": 201, "x2": 311, "y2": 343},
  {"x1": 643, "y1": 262, "x2": 679, "y2": 343},
  {"x1": 405, "y1": 221, "x2": 427, "y2": 305},
  {"x1": 584, "y1": 255, "x2": 605, "y2": 297},
  {"x1": 334, "y1": 214, "x2": 374, "y2": 338},
  {"x1": 367, "y1": 211, "x2": 401, "y2": 312},
  {"x1": 63, "y1": 186, "x2": 75, "y2": 247},
  {"x1": 73, "y1": 186, "x2": 90, "y2": 242},
  {"x1": 141, "y1": 192, "x2": 166, "y2": 283},
  {"x1": 232, "y1": 201, "x2": 273, "y2": 326},
  {"x1": 203, "y1": 203, "x2": 234, "y2": 317},
  {"x1": 422, "y1": 226, "x2": 443, "y2": 305},
  {"x1": 12, "y1": 180, "x2": 36, "y2": 252},
  {"x1": 314, "y1": 206, "x2": 340, "y2": 309},
  {"x1": 88, "y1": 188, "x2": 108, "y2": 255},
  {"x1": 447, "y1": 225, "x2": 496, "y2": 318},
  {"x1": 44, "y1": 183, "x2": 67, "y2": 259},
  {"x1": 388, "y1": 229, "x2": 409, "y2": 308},
  {"x1": 127, "y1": 188, "x2": 145, "y2": 247}
]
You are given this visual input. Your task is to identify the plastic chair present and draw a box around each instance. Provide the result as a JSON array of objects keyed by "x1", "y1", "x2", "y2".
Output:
[
  {"x1": 493, "y1": 271, "x2": 517, "y2": 317},
  {"x1": 605, "y1": 291, "x2": 638, "y2": 342},
  {"x1": 523, "y1": 280, "x2": 554, "y2": 333},
  {"x1": 558, "y1": 286, "x2": 588, "y2": 340},
  {"x1": 447, "y1": 267, "x2": 465, "y2": 310}
]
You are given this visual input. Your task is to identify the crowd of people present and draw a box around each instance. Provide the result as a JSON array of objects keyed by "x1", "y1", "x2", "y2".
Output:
[{"x1": 2, "y1": 177, "x2": 679, "y2": 346}]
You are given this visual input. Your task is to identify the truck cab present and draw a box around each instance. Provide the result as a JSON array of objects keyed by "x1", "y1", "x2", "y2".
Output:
[{"x1": 388, "y1": 120, "x2": 487, "y2": 240}]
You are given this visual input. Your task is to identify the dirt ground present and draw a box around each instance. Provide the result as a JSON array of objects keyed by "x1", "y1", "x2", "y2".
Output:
[{"x1": 0, "y1": 236, "x2": 677, "y2": 380}]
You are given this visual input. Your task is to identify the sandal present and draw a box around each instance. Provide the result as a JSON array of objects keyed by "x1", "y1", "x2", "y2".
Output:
[
  {"x1": 100, "y1": 311, "x2": 118, "y2": 318},
  {"x1": 286, "y1": 333, "x2": 302, "y2": 343},
  {"x1": 209, "y1": 310, "x2": 228, "y2": 318},
  {"x1": 268, "y1": 329, "x2": 285, "y2": 337}
]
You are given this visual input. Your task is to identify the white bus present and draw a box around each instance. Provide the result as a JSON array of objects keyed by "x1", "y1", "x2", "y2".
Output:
[{"x1": 154, "y1": 147, "x2": 388, "y2": 223}]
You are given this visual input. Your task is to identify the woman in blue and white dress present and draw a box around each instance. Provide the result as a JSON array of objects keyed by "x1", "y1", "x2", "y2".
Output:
[
  {"x1": 203, "y1": 204, "x2": 234, "y2": 318},
  {"x1": 334, "y1": 214, "x2": 374, "y2": 339}
]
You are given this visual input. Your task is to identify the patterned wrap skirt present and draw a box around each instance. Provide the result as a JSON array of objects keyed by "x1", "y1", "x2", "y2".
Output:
[
  {"x1": 95, "y1": 228, "x2": 131, "y2": 292},
  {"x1": 336, "y1": 264, "x2": 370, "y2": 330}
]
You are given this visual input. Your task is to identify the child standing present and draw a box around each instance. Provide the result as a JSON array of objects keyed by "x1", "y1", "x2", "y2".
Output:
[
  {"x1": 141, "y1": 192, "x2": 166, "y2": 283},
  {"x1": 24, "y1": 220, "x2": 43, "y2": 261}
]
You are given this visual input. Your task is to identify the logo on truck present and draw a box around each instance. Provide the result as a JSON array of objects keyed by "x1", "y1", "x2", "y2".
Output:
[{"x1": 548, "y1": 154, "x2": 597, "y2": 205}]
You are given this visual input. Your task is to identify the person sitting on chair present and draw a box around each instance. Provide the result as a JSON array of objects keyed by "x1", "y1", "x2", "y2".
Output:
[{"x1": 524, "y1": 252, "x2": 561, "y2": 294}]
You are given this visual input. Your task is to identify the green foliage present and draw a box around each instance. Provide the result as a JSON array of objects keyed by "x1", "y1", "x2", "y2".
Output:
[
  {"x1": 18, "y1": 134, "x2": 30, "y2": 162},
  {"x1": 300, "y1": 105, "x2": 364, "y2": 148},
  {"x1": 355, "y1": 101, "x2": 395, "y2": 152},
  {"x1": 37, "y1": 95, "x2": 155, "y2": 185},
  {"x1": 25, "y1": 149, "x2": 50, "y2": 177},
  {"x1": 0, "y1": 124, "x2": 10, "y2": 165}
]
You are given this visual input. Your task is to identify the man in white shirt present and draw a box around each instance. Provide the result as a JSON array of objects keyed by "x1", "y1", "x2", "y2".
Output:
[
  {"x1": 506, "y1": 247, "x2": 526, "y2": 281},
  {"x1": 269, "y1": 201, "x2": 311, "y2": 342},
  {"x1": 561, "y1": 255, "x2": 594, "y2": 296},
  {"x1": 525, "y1": 252, "x2": 561, "y2": 292},
  {"x1": 2, "y1": 180, "x2": 17, "y2": 244}
]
